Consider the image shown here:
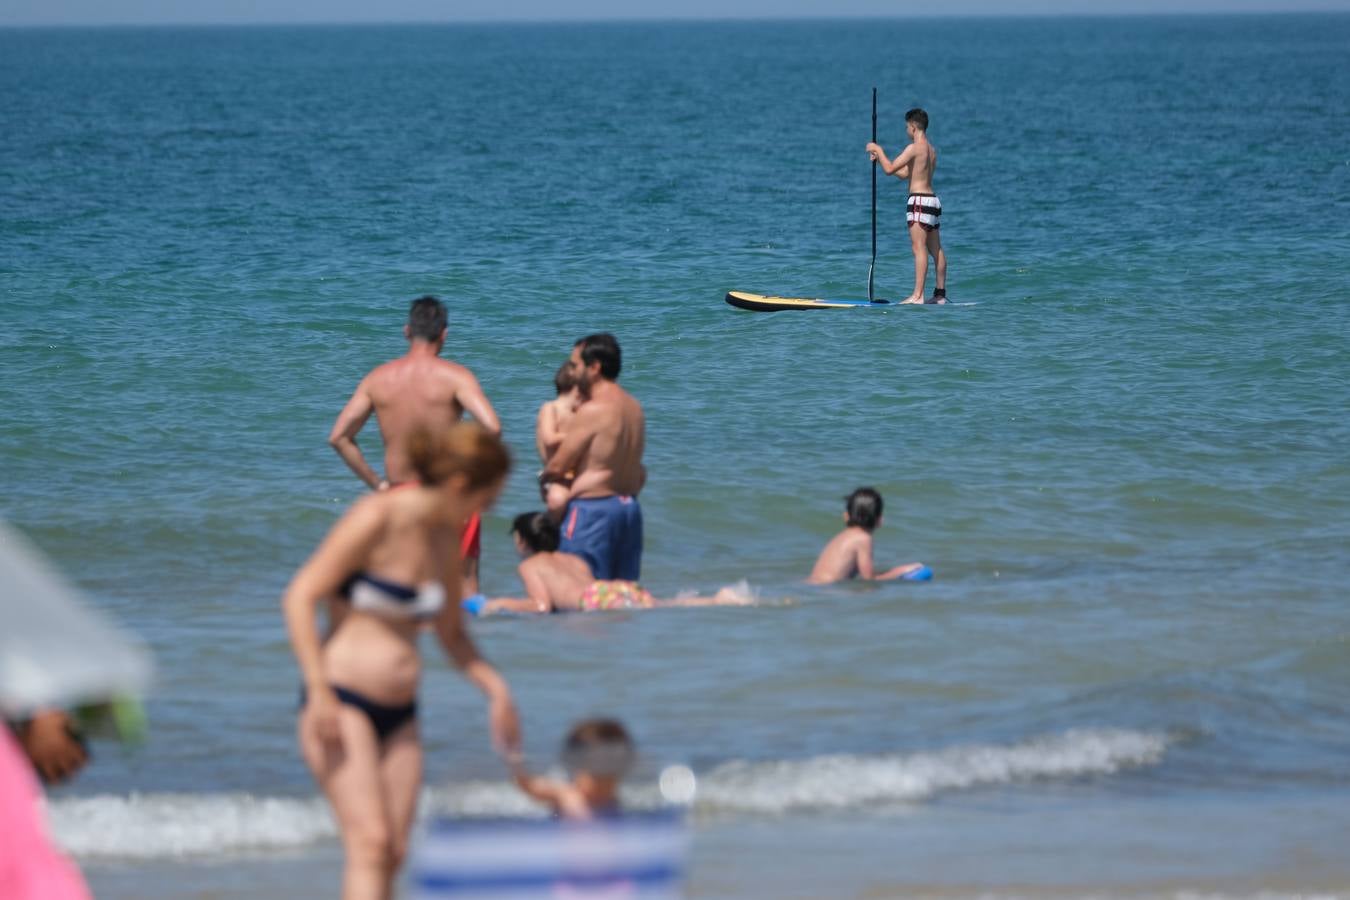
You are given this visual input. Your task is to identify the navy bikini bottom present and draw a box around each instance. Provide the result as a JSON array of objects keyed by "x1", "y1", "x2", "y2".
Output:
[{"x1": 299, "y1": 684, "x2": 417, "y2": 743}]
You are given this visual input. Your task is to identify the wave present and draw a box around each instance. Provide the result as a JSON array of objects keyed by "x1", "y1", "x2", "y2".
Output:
[
  {"x1": 691, "y1": 727, "x2": 1169, "y2": 815},
  {"x1": 51, "y1": 727, "x2": 1169, "y2": 861}
]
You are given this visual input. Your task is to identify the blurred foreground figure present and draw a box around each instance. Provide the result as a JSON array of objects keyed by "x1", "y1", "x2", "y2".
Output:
[
  {"x1": 12, "y1": 708, "x2": 87, "y2": 785},
  {"x1": 0, "y1": 520, "x2": 153, "y2": 900},
  {"x1": 409, "y1": 809, "x2": 689, "y2": 900},
  {"x1": 0, "y1": 726, "x2": 90, "y2": 899}
]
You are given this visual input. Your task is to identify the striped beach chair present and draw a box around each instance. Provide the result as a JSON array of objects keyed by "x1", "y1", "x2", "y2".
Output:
[{"x1": 410, "y1": 812, "x2": 689, "y2": 899}]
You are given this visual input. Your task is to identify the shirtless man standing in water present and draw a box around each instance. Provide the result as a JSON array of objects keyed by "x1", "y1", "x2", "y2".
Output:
[
  {"x1": 329, "y1": 296, "x2": 501, "y2": 594},
  {"x1": 540, "y1": 333, "x2": 647, "y2": 581},
  {"x1": 867, "y1": 107, "x2": 948, "y2": 304}
]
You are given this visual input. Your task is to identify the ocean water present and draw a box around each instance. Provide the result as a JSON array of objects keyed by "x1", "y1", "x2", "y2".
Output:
[{"x1": 3, "y1": 13, "x2": 1350, "y2": 898}]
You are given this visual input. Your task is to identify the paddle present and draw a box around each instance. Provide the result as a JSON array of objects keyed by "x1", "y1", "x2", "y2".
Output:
[{"x1": 867, "y1": 87, "x2": 878, "y2": 302}]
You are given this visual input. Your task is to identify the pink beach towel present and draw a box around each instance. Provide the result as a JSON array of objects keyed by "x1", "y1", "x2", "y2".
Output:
[{"x1": 0, "y1": 727, "x2": 91, "y2": 900}]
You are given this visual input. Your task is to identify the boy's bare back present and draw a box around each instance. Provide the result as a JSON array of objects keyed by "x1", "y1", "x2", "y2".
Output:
[
  {"x1": 807, "y1": 527, "x2": 873, "y2": 584},
  {"x1": 904, "y1": 136, "x2": 937, "y2": 195}
]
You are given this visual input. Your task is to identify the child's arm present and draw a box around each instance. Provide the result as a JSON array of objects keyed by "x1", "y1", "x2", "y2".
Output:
[
  {"x1": 508, "y1": 755, "x2": 567, "y2": 809},
  {"x1": 852, "y1": 534, "x2": 927, "y2": 581},
  {"x1": 866, "y1": 142, "x2": 913, "y2": 177},
  {"x1": 853, "y1": 535, "x2": 879, "y2": 580},
  {"x1": 508, "y1": 756, "x2": 596, "y2": 819},
  {"x1": 483, "y1": 597, "x2": 548, "y2": 615},
  {"x1": 876, "y1": 563, "x2": 926, "y2": 581}
]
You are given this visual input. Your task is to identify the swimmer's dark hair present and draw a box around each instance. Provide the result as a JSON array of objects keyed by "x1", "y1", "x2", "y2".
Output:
[
  {"x1": 554, "y1": 361, "x2": 577, "y2": 395},
  {"x1": 575, "y1": 333, "x2": 621, "y2": 380},
  {"x1": 408, "y1": 296, "x2": 448, "y2": 342},
  {"x1": 511, "y1": 511, "x2": 560, "y2": 553},
  {"x1": 408, "y1": 421, "x2": 510, "y2": 489},
  {"x1": 562, "y1": 718, "x2": 635, "y2": 778},
  {"x1": 905, "y1": 108, "x2": 929, "y2": 131},
  {"x1": 845, "y1": 487, "x2": 884, "y2": 531}
]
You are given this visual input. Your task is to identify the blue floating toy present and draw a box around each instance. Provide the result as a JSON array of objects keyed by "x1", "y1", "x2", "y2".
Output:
[
  {"x1": 902, "y1": 565, "x2": 933, "y2": 582},
  {"x1": 461, "y1": 593, "x2": 487, "y2": 616}
]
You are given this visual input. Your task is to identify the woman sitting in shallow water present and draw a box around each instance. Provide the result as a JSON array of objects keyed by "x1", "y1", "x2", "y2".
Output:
[{"x1": 482, "y1": 512, "x2": 750, "y2": 615}]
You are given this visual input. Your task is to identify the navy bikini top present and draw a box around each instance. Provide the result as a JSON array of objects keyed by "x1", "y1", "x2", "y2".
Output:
[{"x1": 338, "y1": 571, "x2": 445, "y2": 621}]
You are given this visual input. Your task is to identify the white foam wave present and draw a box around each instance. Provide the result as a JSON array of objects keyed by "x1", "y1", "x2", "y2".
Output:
[
  {"x1": 50, "y1": 728, "x2": 1168, "y2": 860},
  {"x1": 693, "y1": 727, "x2": 1170, "y2": 814},
  {"x1": 49, "y1": 791, "x2": 337, "y2": 859},
  {"x1": 673, "y1": 578, "x2": 759, "y2": 603}
]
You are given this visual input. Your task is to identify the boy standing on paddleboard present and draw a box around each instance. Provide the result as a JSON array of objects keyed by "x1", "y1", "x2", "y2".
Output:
[{"x1": 867, "y1": 107, "x2": 948, "y2": 304}]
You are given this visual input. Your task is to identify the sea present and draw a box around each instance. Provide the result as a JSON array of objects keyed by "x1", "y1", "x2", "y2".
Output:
[{"x1": 2, "y1": 13, "x2": 1349, "y2": 899}]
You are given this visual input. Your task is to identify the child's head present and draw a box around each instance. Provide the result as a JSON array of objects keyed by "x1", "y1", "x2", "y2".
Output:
[
  {"x1": 553, "y1": 361, "x2": 578, "y2": 397},
  {"x1": 905, "y1": 107, "x2": 929, "y2": 136},
  {"x1": 511, "y1": 511, "x2": 559, "y2": 556},
  {"x1": 562, "y1": 718, "x2": 634, "y2": 784},
  {"x1": 844, "y1": 487, "x2": 884, "y2": 532}
]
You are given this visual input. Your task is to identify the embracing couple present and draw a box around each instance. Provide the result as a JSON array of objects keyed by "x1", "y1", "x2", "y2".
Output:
[{"x1": 538, "y1": 333, "x2": 647, "y2": 582}]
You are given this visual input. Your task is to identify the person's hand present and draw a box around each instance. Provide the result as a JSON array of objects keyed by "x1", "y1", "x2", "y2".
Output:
[
  {"x1": 304, "y1": 687, "x2": 343, "y2": 747},
  {"x1": 488, "y1": 692, "x2": 521, "y2": 759},
  {"x1": 19, "y1": 709, "x2": 88, "y2": 785},
  {"x1": 865, "y1": 142, "x2": 881, "y2": 157}
]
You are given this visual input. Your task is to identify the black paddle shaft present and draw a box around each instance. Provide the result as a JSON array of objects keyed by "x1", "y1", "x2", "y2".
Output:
[{"x1": 868, "y1": 87, "x2": 878, "y2": 302}]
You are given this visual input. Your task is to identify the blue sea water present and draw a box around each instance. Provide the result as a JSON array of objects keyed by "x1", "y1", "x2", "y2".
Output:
[{"x1": 2, "y1": 13, "x2": 1349, "y2": 898}]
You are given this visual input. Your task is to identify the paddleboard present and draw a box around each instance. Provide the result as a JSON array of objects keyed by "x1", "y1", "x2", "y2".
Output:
[{"x1": 725, "y1": 291, "x2": 890, "y2": 312}]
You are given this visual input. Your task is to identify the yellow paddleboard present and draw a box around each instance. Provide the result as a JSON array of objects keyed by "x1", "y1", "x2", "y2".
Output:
[{"x1": 724, "y1": 291, "x2": 890, "y2": 312}]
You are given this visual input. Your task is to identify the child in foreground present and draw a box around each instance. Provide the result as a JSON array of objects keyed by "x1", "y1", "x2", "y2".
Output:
[
  {"x1": 476, "y1": 512, "x2": 751, "y2": 614},
  {"x1": 510, "y1": 718, "x2": 634, "y2": 820},
  {"x1": 807, "y1": 487, "x2": 930, "y2": 584}
]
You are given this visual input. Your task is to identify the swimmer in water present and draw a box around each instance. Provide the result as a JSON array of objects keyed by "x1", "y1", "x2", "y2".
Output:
[
  {"x1": 807, "y1": 487, "x2": 927, "y2": 585},
  {"x1": 480, "y1": 512, "x2": 752, "y2": 614},
  {"x1": 509, "y1": 718, "x2": 634, "y2": 820}
]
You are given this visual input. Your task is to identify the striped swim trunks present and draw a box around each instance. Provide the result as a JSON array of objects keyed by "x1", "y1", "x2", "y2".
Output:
[{"x1": 907, "y1": 193, "x2": 942, "y2": 231}]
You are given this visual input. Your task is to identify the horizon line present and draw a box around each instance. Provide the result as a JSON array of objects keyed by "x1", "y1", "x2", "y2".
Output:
[{"x1": 2, "y1": 7, "x2": 1347, "y2": 30}]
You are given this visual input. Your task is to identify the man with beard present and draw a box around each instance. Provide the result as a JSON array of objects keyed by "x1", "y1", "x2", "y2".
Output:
[{"x1": 539, "y1": 334, "x2": 646, "y2": 581}]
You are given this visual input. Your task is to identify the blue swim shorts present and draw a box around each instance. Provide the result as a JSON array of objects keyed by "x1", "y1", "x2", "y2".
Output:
[{"x1": 559, "y1": 495, "x2": 643, "y2": 581}]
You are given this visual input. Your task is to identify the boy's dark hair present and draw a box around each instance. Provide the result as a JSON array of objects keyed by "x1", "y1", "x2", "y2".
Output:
[
  {"x1": 408, "y1": 296, "x2": 448, "y2": 341},
  {"x1": 553, "y1": 361, "x2": 577, "y2": 395},
  {"x1": 575, "y1": 333, "x2": 621, "y2": 380},
  {"x1": 562, "y1": 718, "x2": 635, "y2": 777},
  {"x1": 511, "y1": 511, "x2": 560, "y2": 553},
  {"x1": 845, "y1": 487, "x2": 884, "y2": 531},
  {"x1": 905, "y1": 108, "x2": 929, "y2": 131}
]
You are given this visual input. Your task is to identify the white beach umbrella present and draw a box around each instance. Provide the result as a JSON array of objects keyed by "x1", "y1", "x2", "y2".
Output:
[{"x1": 0, "y1": 520, "x2": 151, "y2": 717}]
